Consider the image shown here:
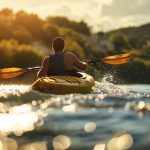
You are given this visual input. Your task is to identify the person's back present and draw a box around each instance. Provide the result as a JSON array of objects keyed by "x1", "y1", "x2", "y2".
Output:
[
  {"x1": 37, "y1": 37, "x2": 88, "y2": 78},
  {"x1": 47, "y1": 52, "x2": 71, "y2": 75}
]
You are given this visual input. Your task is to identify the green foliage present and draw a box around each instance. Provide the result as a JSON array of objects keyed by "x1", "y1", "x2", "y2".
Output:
[
  {"x1": 65, "y1": 37, "x2": 85, "y2": 59},
  {"x1": 105, "y1": 23, "x2": 150, "y2": 49},
  {"x1": 13, "y1": 44, "x2": 44, "y2": 67},
  {"x1": 0, "y1": 8, "x2": 95, "y2": 67},
  {"x1": 59, "y1": 27, "x2": 104, "y2": 59},
  {"x1": 0, "y1": 8, "x2": 150, "y2": 83},
  {"x1": 0, "y1": 8, "x2": 13, "y2": 39},
  {"x1": 46, "y1": 16, "x2": 91, "y2": 36},
  {"x1": 14, "y1": 10, "x2": 44, "y2": 40},
  {"x1": 12, "y1": 26, "x2": 33, "y2": 44},
  {"x1": 118, "y1": 58, "x2": 150, "y2": 83},
  {"x1": 109, "y1": 33, "x2": 131, "y2": 51},
  {"x1": 42, "y1": 23, "x2": 59, "y2": 46},
  {"x1": 0, "y1": 39, "x2": 44, "y2": 68},
  {"x1": 59, "y1": 28, "x2": 85, "y2": 58}
]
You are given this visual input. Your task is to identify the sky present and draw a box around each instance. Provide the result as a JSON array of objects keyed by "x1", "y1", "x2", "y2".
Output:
[{"x1": 0, "y1": 0, "x2": 150, "y2": 32}]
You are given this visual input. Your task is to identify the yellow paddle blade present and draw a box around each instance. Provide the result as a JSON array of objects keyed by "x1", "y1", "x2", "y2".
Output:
[
  {"x1": 0, "y1": 67, "x2": 26, "y2": 79},
  {"x1": 101, "y1": 52, "x2": 133, "y2": 64}
]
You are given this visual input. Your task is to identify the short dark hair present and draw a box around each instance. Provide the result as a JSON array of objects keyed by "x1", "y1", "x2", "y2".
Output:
[{"x1": 52, "y1": 37, "x2": 65, "y2": 51}]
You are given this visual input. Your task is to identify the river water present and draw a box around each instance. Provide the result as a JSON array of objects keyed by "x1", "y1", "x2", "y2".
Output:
[{"x1": 0, "y1": 77, "x2": 150, "y2": 150}]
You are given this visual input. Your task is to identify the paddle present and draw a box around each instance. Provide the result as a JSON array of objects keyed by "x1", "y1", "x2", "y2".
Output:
[
  {"x1": 0, "y1": 52, "x2": 133, "y2": 79},
  {"x1": 89, "y1": 52, "x2": 133, "y2": 64},
  {"x1": 0, "y1": 66, "x2": 41, "y2": 79}
]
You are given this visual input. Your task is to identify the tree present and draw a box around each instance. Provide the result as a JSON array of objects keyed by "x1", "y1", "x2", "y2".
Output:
[
  {"x1": 0, "y1": 39, "x2": 44, "y2": 68},
  {"x1": 0, "y1": 8, "x2": 14, "y2": 39},
  {"x1": 109, "y1": 33, "x2": 131, "y2": 51},
  {"x1": 12, "y1": 26, "x2": 33, "y2": 44},
  {"x1": 46, "y1": 16, "x2": 91, "y2": 35},
  {"x1": 42, "y1": 23, "x2": 59, "y2": 46},
  {"x1": 14, "y1": 11, "x2": 44, "y2": 40}
]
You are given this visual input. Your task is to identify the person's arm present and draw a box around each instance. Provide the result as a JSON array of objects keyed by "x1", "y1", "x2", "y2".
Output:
[
  {"x1": 73, "y1": 54, "x2": 88, "y2": 71},
  {"x1": 37, "y1": 57, "x2": 49, "y2": 78}
]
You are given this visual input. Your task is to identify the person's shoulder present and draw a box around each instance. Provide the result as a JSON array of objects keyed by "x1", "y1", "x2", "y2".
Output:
[
  {"x1": 43, "y1": 56, "x2": 49, "y2": 63},
  {"x1": 65, "y1": 52, "x2": 76, "y2": 57},
  {"x1": 44, "y1": 56, "x2": 49, "y2": 60},
  {"x1": 65, "y1": 52, "x2": 74, "y2": 55}
]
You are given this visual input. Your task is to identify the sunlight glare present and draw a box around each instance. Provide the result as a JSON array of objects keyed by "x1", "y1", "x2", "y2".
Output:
[
  {"x1": 0, "y1": 85, "x2": 31, "y2": 98},
  {"x1": 0, "y1": 141, "x2": 4, "y2": 150},
  {"x1": 0, "y1": 104, "x2": 38, "y2": 135},
  {"x1": 11, "y1": 104, "x2": 31, "y2": 113},
  {"x1": 52, "y1": 135, "x2": 71, "y2": 150},
  {"x1": 106, "y1": 133, "x2": 133, "y2": 150},
  {"x1": 84, "y1": 122, "x2": 96, "y2": 133},
  {"x1": 19, "y1": 141, "x2": 47, "y2": 150},
  {"x1": 94, "y1": 143, "x2": 106, "y2": 150},
  {"x1": 63, "y1": 103, "x2": 78, "y2": 112},
  {"x1": 138, "y1": 101, "x2": 145, "y2": 110},
  {"x1": 0, "y1": 137, "x2": 18, "y2": 150},
  {"x1": 116, "y1": 133, "x2": 133, "y2": 149}
]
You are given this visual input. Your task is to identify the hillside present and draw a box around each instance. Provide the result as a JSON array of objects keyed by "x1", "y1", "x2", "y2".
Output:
[
  {"x1": 105, "y1": 23, "x2": 150, "y2": 49},
  {"x1": 1, "y1": 8, "x2": 150, "y2": 83},
  {"x1": 108, "y1": 23, "x2": 150, "y2": 35}
]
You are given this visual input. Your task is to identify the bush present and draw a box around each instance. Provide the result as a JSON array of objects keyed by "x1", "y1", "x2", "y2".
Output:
[{"x1": 0, "y1": 39, "x2": 44, "y2": 68}]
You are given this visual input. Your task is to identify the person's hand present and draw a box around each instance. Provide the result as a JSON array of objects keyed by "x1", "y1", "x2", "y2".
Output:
[
  {"x1": 82, "y1": 59, "x2": 89, "y2": 64},
  {"x1": 40, "y1": 76, "x2": 47, "y2": 81}
]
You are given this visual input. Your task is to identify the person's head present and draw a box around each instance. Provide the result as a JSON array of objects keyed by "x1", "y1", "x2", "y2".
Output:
[{"x1": 52, "y1": 37, "x2": 65, "y2": 52}]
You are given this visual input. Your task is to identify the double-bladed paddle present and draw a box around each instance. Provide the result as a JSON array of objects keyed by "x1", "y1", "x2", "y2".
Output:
[
  {"x1": 0, "y1": 52, "x2": 133, "y2": 79},
  {"x1": 0, "y1": 66, "x2": 41, "y2": 79},
  {"x1": 89, "y1": 52, "x2": 132, "y2": 64}
]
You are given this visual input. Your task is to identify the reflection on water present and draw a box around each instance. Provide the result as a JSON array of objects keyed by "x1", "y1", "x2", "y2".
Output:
[
  {"x1": 19, "y1": 141, "x2": 47, "y2": 150},
  {"x1": 0, "y1": 104, "x2": 38, "y2": 136},
  {"x1": 52, "y1": 135, "x2": 71, "y2": 150},
  {"x1": 0, "y1": 82, "x2": 150, "y2": 149},
  {"x1": 0, "y1": 137, "x2": 18, "y2": 150},
  {"x1": 84, "y1": 122, "x2": 96, "y2": 133},
  {"x1": 0, "y1": 137, "x2": 47, "y2": 150},
  {"x1": 93, "y1": 133, "x2": 133, "y2": 150},
  {"x1": 0, "y1": 85, "x2": 31, "y2": 98},
  {"x1": 106, "y1": 133, "x2": 133, "y2": 150},
  {"x1": 0, "y1": 132, "x2": 133, "y2": 150}
]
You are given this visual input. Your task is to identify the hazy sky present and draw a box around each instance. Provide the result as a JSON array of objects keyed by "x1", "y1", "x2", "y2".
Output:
[{"x1": 0, "y1": 0, "x2": 150, "y2": 32}]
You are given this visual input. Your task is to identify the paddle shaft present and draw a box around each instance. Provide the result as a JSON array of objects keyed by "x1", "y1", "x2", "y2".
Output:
[
  {"x1": 27, "y1": 66, "x2": 41, "y2": 71},
  {"x1": 90, "y1": 52, "x2": 133, "y2": 64},
  {"x1": 88, "y1": 59, "x2": 102, "y2": 63}
]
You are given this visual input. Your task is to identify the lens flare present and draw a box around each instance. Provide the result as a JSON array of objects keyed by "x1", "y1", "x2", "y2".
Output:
[{"x1": 0, "y1": 85, "x2": 31, "y2": 98}]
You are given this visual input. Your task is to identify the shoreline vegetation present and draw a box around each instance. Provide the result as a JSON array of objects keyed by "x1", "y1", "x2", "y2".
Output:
[{"x1": 0, "y1": 8, "x2": 150, "y2": 84}]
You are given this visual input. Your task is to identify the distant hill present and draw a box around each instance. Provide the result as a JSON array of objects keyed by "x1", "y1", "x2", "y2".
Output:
[
  {"x1": 107, "y1": 23, "x2": 150, "y2": 37},
  {"x1": 101, "y1": 23, "x2": 150, "y2": 50}
]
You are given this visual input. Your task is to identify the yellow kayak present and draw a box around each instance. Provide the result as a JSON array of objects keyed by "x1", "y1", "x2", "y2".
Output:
[{"x1": 32, "y1": 72, "x2": 94, "y2": 94}]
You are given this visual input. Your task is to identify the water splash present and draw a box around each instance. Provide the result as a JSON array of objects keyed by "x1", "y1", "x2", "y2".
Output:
[{"x1": 94, "y1": 74, "x2": 128, "y2": 95}]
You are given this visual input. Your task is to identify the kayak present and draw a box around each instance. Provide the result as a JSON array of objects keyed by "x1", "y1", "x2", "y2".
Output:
[{"x1": 32, "y1": 72, "x2": 95, "y2": 94}]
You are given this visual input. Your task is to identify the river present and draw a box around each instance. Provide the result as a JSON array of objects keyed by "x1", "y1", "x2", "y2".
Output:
[{"x1": 0, "y1": 76, "x2": 150, "y2": 150}]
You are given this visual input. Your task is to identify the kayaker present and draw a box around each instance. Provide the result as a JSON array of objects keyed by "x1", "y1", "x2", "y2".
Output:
[{"x1": 37, "y1": 37, "x2": 88, "y2": 78}]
